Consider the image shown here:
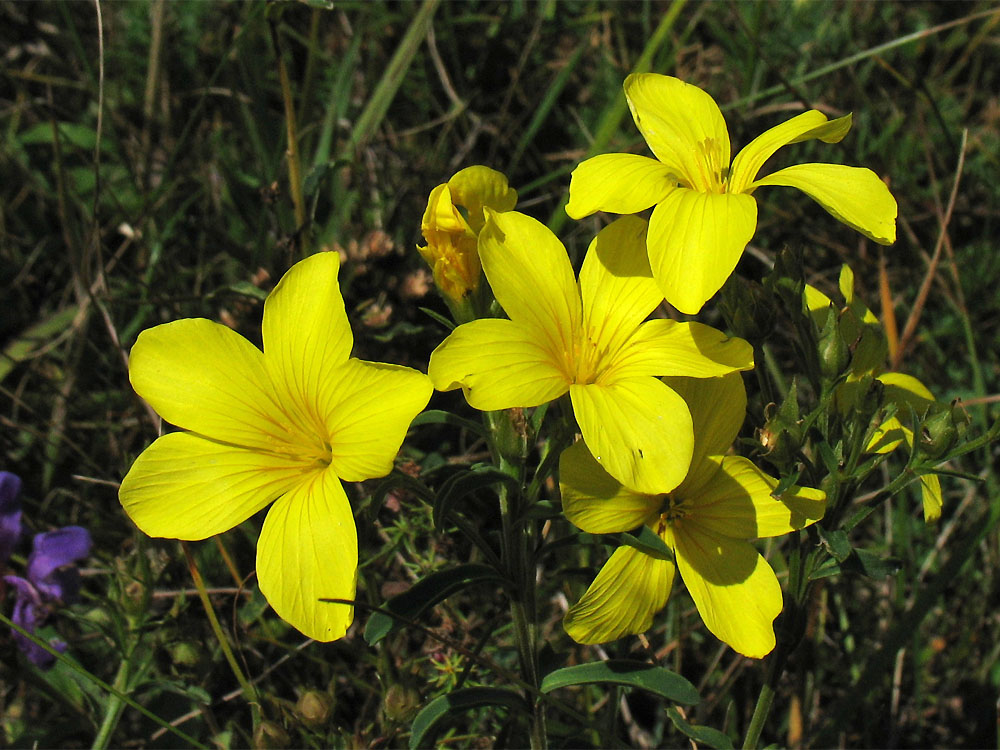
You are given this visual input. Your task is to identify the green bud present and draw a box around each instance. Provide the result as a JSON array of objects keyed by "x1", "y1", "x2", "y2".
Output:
[
  {"x1": 919, "y1": 408, "x2": 959, "y2": 459},
  {"x1": 383, "y1": 683, "x2": 421, "y2": 723},
  {"x1": 817, "y1": 312, "x2": 850, "y2": 381},
  {"x1": 718, "y1": 275, "x2": 777, "y2": 343},
  {"x1": 488, "y1": 407, "x2": 531, "y2": 463},
  {"x1": 759, "y1": 383, "x2": 803, "y2": 471},
  {"x1": 295, "y1": 690, "x2": 334, "y2": 731},
  {"x1": 252, "y1": 721, "x2": 290, "y2": 750},
  {"x1": 168, "y1": 641, "x2": 202, "y2": 672}
]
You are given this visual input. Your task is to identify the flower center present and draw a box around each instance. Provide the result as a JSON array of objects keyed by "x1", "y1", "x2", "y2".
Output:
[
  {"x1": 691, "y1": 137, "x2": 729, "y2": 194},
  {"x1": 656, "y1": 494, "x2": 690, "y2": 533}
]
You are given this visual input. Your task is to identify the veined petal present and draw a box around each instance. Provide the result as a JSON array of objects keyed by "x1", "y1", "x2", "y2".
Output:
[
  {"x1": 559, "y1": 440, "x2": 661, "y2": 534},
  {"x1": 129, "y1": 319, "x2": 291, "y2": 451},
  {"x1": 448, "y1": 166, "x2": 517, "y2": 233},
  {"x1": 319, "y1": 360, "x2": 432, "y2": 482},
  {"x1": 263, "y1": 252, "x2": 354, "y2": 437},
  {"x1": 428, "y1": 319, "x2": 569, "y2": 410},
  {"x1": 478, "y1": 210, "x2": 582, "y2": 351},
  {"x1": 752, "y1": 163, "x2": 897, "y2": 245},
  {"x1": 648, "y1": 189, "x2": 757, "y2": 314},
  {"x1": 624, "y1": 74, "x2": 731, "y2": 192},
  {"x1": 673, "y1": 523, "x2": 781, "y2": 658},
  {"x1": 570, "y1": 377, "x2": 693, "y2": 495},
  {"x1": 878, "y1": 371, "x2": 936, "y2": 406},
  {"x1": 921, "y1": 473, "x2": 943, "y2": 523},
  {"x1": 728, "y1": 111, "x2": 851, "y2": 193},
  {"x1": 664, "y1": 373, "x2": 747, "y2": 468},
  {"x1": 257, "y1": 469, "x2": 357, "y2": 642},
  {"x1": 565, "y1": 154, "x2": 675, "y2": 219},
  {"x1": 867, "y1": 416, "x2": 908, "y2": 455},
  {"x1": 119, "y1": 432, "x2": 306, "y2": 540},
  {"x1": 683, "y1": 456, "x2": 826, "y2": 539},
  {"x1": 564, "y1": 546, "x2": 675, "y2": 644},
  {"x1": 610, "y1": 319, "x2": 753, "y2": 383},
  {"x1": 579, "y1": 216, "x2": 663, "y2": 357}
]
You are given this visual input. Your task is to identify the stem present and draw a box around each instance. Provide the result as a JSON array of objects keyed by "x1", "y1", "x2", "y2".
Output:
[
  {"x1": 182, "y1": 542, "x2": 261, "y2": 729},
  {"x1": 92, "y1": 657, "x2": 130, "y2": 750},
  {"x1": 269, "y1": 22, "x2": 307, "y2": 238}
]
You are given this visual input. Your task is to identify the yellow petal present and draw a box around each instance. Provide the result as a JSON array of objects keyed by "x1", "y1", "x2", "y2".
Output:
[
  {"x1": 129, "y1": 318, "x2": 291, "y2": 451},
  {"x1": 867, "y1": 415, "x2": 908, "y2": 455},
  {"x1": 579, "y1": 216, "x2": 663, "y2": 356},
  {"x1": 664, "y1": 373, "x2": 747, "y2": 467},
  {"x1": 921, "y1": 473, "x2": 942, "y2": 523},
  {"x1": 570, "y1": 377, "x2": 693, "y2": 495},
  {"x1": 428, "y1": 318, "x2": 569, "y2": 410},
  {"x1": 624, "y1": 74, "x2": 731, "y2": 192},
  {"x1": 673, "y1": 523, "x2": 781, "y2": 658},
  {"x1": 478, "y1": 210, "x2": 582, "y2": 351},
  {"x1": 610, "y1": 320, "x2": 754, "y2": 382},
  {"x1": 752, "y1": 163, "x2": 897, "y2": 245},
  {"x1": 322, "y1": 359, "x2": 432, "y2": 482},
  {"x1": 119, "y1": 432, "x2": 305, "y2": 540},
  {"x1": 564, "y1": 546, "x2": 675, "y2": 644},
  {"x1": 647, "y1": 188, "x2": 758, "y2": 314},
  {"x1": 565, "y1": 154, "x2": 675, "y2": 219},
  {"x1": 559, "y1": 440, "x2": 661, "y2": 534},
  {"x1": 878, "y1": 371, "x2": 935, "y2": 405},
  {"x1": 419, "y1": 184, "x2": 481, "y2": 301},
  {"x1": 257, "y1": 468, "x2": 357, "y2": 642},
  {"x1": 728, "y1": 111, "x2": 850, "y2": 193},
  {"x1": 683, "y1": 456, "x2": 826, "y2": 538},
  {"x1": 448, "y1": 166, "x2": 517, "y2": 233},
  {"x1": 263, "y1": 253, "x2": 354, "y2": 436}
]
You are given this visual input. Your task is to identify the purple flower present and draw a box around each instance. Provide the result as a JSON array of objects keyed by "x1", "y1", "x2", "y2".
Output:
[
  {"x1": 0, "y1": 472, "x2": 23, "y2": 567},
  {"x1": 0, "y1": 472, "x2": 92, "y2": 668}
]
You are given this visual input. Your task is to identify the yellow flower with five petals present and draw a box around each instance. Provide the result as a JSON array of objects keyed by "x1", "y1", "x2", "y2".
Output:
[
  {"x1": 119, "y1": 252, "x2": 432, "y2": 641},
  {"x1": 428, "y1": 210, "x2": 753, "y2": 495},
  {"x1": 566, "y1": 73, "x2": 898, "y2": 315},
  {"x1": 561, "y1": 373, "x2": 826, "y2": 658}
]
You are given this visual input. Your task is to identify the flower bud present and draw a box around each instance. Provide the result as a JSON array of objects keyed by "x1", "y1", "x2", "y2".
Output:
[
  {"x1": 295, "y1": 690, "x2": 334, "y2": 731},
  {"x1": 718, "y1": 275, "x2": 776, "y2": 343},
  {"x1": 252, "y1": 721, "x2": 290, "y2": 749},
  {"x1": 919, "y1": 408, "x2": 962, "y2": 459},
  {"x1": 383, "y1": 683, "x2": 421, "y2": 723}
]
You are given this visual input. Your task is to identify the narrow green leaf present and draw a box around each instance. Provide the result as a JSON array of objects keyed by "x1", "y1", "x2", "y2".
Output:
[
  {"x1": 612, "y1": 526, "x2": 674, "y2": 562},
  {"x1": 364, "y1": 564, "x2": 504, "y2": 645},
  {"x1": 409, "y1": 687, "x2": 528, "y2": 750},
  {"x1": 433, "y1": 464, "x2": 519, "y2": 531},
  {"x1": 666, "y1": 706, "x2": 734, "y2": 749},
  {"x1": 818, "y1": 527, "x2": 852, "y2": 563},
  {"x1": 540, "y1": 660, "x2": 699, "y2": 705},
  {"x1": 0, "y1": 307, "x2": 79, "y2": 385}
]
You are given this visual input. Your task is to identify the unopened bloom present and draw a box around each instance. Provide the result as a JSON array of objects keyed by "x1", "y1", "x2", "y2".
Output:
[
  {"x1": 561, "y1": 373, "x2": 826, "y2": 658},
  {"x1": 429, "y1": 211, "x2": 753, "y2": 495},
  {"x1": 418, "y1": 166, "x2": 517, "y2": 304},
  {"x1": 566, "y1": 73, "x2": 898, "y2": 314},
  {"x1": 119, "y1": 252, "x2": 432, "y2": 641},
  {"x1": 1, "y1": 472, "x2": 92, "y2": 668},
  {"x1": 805, "y1": 265, "x2": 943, "y2": 521}
]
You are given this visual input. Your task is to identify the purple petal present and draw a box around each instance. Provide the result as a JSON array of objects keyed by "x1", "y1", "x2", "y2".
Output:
[
  {"x1": 0, "y1": 473, "x2": 23, "y2": 564},
  {"x1": 26, "y1": 527, "x2": 92, "y2": 597},
  {"x1": 4, "y1": 574, "x2": 60, "y2": 667}
]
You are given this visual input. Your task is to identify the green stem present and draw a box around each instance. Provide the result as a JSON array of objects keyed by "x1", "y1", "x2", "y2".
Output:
[
  {"x1": 269, "y1": 22, "x2": 307, "y2": 238},
  {"x1": 182, "y1": 542, "x2": 262, "y2": 729},
  {"x1": 92, "y1": 657, "x2": 130, "y2": 750}
]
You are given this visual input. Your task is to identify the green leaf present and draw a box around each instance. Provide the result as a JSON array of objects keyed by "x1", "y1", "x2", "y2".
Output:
[
  {"x1": 0, "y1": 307, "x2": 79, "y2": 385},
  {"x1": 818, "y1": 527, "x2": 852, "y2": 563},
  {"x1": 849, "y1": 548, "x2": 903, "y2": 579},
  {"x1": 433, "y1": 464, "x2": 519, "y2": 531},
  {"x1": 411, "y1": 409, "x2": 487, "y2": 440},
  {"x1": 364, "y1": 564, "x2": 504, "y2": 645},
  {"x1": 612, "y1": 526, "x2": 674, "y2": 562},
  {"x1": 666, "y1": 706, "x2": 734, "y2": 749},
  {"x1": 409, "y1": 687, "x2": 528, "y2": 750},
  {"x1": 419, "y1": 306, "x2": 456, "y2": 332},
  {"x1": 540, "y1": 660, "x2": 699, "y2": 705}
]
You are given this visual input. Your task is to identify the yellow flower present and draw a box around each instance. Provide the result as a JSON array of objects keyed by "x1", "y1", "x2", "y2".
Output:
[
  {"x1": 418, "y1": 165, "x2": 517, "y2": 303},
  {"x1": 566, "y1": 73, "x2": 898, "y2": 315},
  {"x1": 804, "y1": 265, "x2": 942, "y2": 521},
  {"x1": 561, "y1": 373, "x2": 826, "y2": 658},
  {"x1": 428, "y1": 210, "x2": 753, "y2": 495},
  {"x1": 119, "y1": 253, "x2": 432, "y2": 641}
]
